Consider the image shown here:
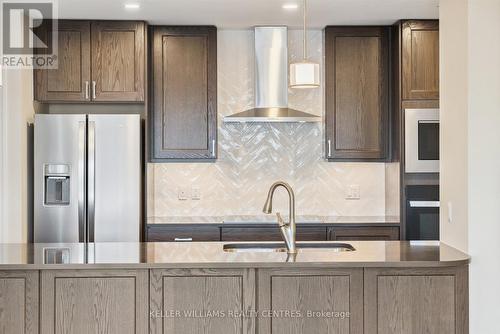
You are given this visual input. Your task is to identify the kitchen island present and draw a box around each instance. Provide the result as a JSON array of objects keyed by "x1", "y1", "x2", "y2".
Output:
[{"x1": 0, "y1": 241, "x2": 469, "y2": 334}]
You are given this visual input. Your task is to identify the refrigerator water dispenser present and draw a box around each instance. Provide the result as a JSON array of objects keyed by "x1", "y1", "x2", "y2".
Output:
[{"x1": 44, "y1": 164, "x2": 70, "y2": 206}]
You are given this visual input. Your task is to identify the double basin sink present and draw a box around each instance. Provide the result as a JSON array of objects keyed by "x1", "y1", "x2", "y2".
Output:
[{"x1": 223, "y1": 242, "x2": 355, "y2": 253}]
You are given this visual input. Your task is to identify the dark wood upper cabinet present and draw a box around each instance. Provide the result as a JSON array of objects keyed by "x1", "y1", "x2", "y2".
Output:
[
  {"x1": 401, "y1": 20, "x2": 439, "y2": 100},
  {"x1": 149, "y1": 26, "x2": 217, "y2": 161},
  {"x1": 34, "y1": 20, "x2": 145, "y2": 103},
  {"x1": 91, "y1": 21, "x2": 145, "y2": 102},
  {"x1": 34, "y1": 20, "x2": 91, "y2": 102},
  {"x1": 325, "y1": 26, "x2": 390, "y2": 161}
]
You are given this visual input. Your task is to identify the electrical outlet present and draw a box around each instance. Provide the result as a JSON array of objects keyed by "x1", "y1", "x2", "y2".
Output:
[
  {"x1": 191, "y1": 187, "x2": 201, "y2": 200},
  {"x1": 346, "y1": 185, "x2": 361, "y2": 200},
  {"x1": 177, "y1": 187, "x2": 189, "y2": 201}
]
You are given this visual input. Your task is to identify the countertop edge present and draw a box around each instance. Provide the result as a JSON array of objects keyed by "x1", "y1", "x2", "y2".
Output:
[
  {"x1": 0, "y1": 259, "x2": 470, "y2": 271},
  {"x1": 147, "y1": 222, "x2": 402, "y2": 227}
]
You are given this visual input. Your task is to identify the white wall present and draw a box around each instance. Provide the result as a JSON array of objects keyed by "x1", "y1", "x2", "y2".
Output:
[
  {"x1": 0, "y1": 80, "x2": 4, "y2": 242},
  {"x1": 0, "y1": 68, "x2": 34, "y2": 243},
  {"x1": 440, "y1": 0, "x2": 469, "y2": 251},
  {"x1": 440, "y1": 0, "x2": 500, "y2": 332},
  {"x1": 467, "y1": 0, "x2": 500, "y2": 332}
]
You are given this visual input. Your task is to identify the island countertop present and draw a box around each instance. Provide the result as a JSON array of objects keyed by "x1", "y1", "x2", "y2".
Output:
[{"x1": 0, "y1": 241, "x2": 469, "y2": 270}]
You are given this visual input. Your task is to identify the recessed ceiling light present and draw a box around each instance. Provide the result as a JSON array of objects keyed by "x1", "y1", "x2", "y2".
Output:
[
  {"x1": 282, "y1": 3, "x2": 299, "y2": 10},
  {"x1": 124, "y1": 3, "x2": 140, "y2": 10}
]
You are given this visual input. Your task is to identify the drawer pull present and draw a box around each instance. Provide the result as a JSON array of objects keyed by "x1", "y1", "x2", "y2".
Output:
[{"x1": 174, "y1": 237, "x2": 193, "y2": 242}]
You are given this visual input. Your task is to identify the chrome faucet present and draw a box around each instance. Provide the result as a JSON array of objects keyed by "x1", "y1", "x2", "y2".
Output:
[{"x1": 263, "y1": 181, "x2": 297, "y2": 254}]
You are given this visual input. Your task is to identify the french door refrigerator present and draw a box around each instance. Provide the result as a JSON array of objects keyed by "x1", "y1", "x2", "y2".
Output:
[{"x1": 34, "y1": 114, "x2": 140, "y2": 243}]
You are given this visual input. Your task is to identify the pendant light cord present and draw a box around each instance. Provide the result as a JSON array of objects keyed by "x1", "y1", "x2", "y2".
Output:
[{"x1": 303, "y1": 0, "x2": 307, "y2": 60}]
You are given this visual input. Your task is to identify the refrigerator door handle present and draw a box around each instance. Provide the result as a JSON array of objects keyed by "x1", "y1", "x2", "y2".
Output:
[
  {"x1": 88, "y1": 121, "x2": 96, "y2": 242},
  {"x1": 78, "y1": 121, "x2": 86, "y2": 243}
]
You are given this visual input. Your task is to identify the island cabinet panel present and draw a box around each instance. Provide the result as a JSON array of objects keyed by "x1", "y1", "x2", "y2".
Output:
[
  {"x1": 401, "y1": 20, "x2": 440, "y2": 100},
  {"x1": 40, "y1": 269, "x2": 149, "y2": 334},
  {"x1": 325, "y1": 26, "x2": 389, "y2": 161},
  {"x1": 0, "y1": 271, "x2": 39, "y2": 334},
  {"x1": 91, "y1": 21, "x2": 145, "y2": 101},
  {"x1": 257, "y1": 268, "x2": 363, "y2": 334},
  {"x1": 364, "y1": 266, "x2": 468, "y2": 334},
  {"x1": 34, "y1": 20, "x2": 91, "y2": 102},
  {"x1": 150, "y1": 268, "x2": 256, "y2": 334},
  {"x1": 328, "y1": 226, "x2": 400, "y2": 241},
  {"x1": 150, "y1": 26, "x2": 217, "y2": 161}
]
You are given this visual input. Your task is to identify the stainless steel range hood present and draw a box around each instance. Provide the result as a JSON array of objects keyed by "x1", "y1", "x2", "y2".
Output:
[{"x1": 224, "y1": 27, "x2": 320, "y2": 123}]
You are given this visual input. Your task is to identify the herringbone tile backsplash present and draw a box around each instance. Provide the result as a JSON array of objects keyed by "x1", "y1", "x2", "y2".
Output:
[{"x1": 147, "y1": 30, "x2": 400, "y2": 220}]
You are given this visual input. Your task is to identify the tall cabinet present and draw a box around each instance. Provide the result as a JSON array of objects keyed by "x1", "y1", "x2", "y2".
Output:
[
  {"x1": 325, "y1": 27, "x2": 390, "y2": 161},
  {"x1": 393, "y1": 20, "x2": 440, "y2": 238},
  {"x1": 149, "y1": 26, "x2": 217, "y2": 161}
]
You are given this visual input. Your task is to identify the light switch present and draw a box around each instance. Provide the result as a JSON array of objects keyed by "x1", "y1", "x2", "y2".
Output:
[
  {"x1": 191, "y1": 187, "x2": 201, "y2": 200},
  {"x1": 346, "y1": 185, "x2": 361, "y2": 200}
]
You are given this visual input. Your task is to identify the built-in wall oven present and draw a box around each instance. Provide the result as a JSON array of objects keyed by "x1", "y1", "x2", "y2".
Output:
[
  {"x1": 405, "y1": 108, "x2": 440, "y2": 173},
  {"x1": 406, "y1": 185, "x2": 439, "y2": 240}
]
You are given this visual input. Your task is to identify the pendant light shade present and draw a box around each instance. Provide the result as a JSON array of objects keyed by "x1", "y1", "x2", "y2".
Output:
[
  {"x1": 289, "y1": 0, "x2": 320, "y2": 89},
  {"x1": 290, "y1": 61, "x2": 320, "y2": 88}
]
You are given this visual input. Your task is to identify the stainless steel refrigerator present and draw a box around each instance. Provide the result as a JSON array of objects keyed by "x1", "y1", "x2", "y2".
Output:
[{"x1": 34, "y1": 114, "x2": 140, "y2": 243}]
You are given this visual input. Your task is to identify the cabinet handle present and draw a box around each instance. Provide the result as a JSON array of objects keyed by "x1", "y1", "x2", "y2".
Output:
[
  {"x1": 85, "y1": 81, "x2": 89, "y2": 100},
  {"x1": 409, "y1": 201, "x2": 440, "y2": 208},
  {"x1": 92, "y1": 81, "x2": 96, "y2": 100},
  {"x1": 211, "y1": 139, "x2": 216, "y2": 158},
  {"x1": 327, "y1": 139, "x2": 332, "y2": 157},
  {"x1": 174, "y1": 237, "x2": 193, "y2": 242}
]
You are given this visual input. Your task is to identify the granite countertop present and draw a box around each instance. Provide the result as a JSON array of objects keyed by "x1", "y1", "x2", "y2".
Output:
[
  {"x1": 0, "y1": 241, "x2": 469, "y2": 270},
  {"x1": 147, "y1": 215, "x2": 400, "y2": 225}
]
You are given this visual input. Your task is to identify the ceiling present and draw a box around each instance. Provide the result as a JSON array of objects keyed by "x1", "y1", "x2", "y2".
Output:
[{"x1": 58, "y1": 0, "x2": 439, "y2": 29}]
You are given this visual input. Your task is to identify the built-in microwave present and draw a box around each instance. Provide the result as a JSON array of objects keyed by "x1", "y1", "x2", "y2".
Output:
[{"x1": 405, "y1": 108, "x2": 440, "y2": 173}]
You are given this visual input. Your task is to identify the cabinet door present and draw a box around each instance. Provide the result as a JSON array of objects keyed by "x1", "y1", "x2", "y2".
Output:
[
  {"x1": 221, "y1": 226, "x2": 327, "y2": 242},
  {"x1": 364, "y1": 266, "x2": 468, "y2": 334},
  {"x1": 325, "y1": 27, "x2": 389, "y2": 161},
  {"x1": 328, "y1": 226, "x2": 400, "y2": 241},
  {"x1": 34, "y1": 20, "x2": 91, "y2": 102},
  {"x1": 150, "y1": 268, "x2": 255, "y2": 334},
  {"x1": 147, "y1": 224, "x2": 221, "y2": 241},
  {"x1": 40, "y1": 269, "x2": 148, "y2": 334},
  {"x1": 258, "y1": 268, "x2": 363, "y2": 334},
  {"x1": 402, "y1": 20, "x2": 439, "y2": 100},
  {"x1": 91, "y1": 21, "x2": 145, "y2": 101},
  {"x1": 0, "y1": 271, "x2": 39, "y2": 334},
  {"x1": 150, "y1": 26, "x2": 217, "y2": 160}
]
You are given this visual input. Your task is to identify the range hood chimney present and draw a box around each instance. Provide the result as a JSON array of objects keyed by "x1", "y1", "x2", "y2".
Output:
[{"x1": 224, "y1": 27, "x2": 320, "y2": 123}]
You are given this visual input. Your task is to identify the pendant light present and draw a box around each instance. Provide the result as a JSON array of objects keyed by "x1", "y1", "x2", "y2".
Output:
[{"x1": 289, "y1": 0, "x2": 320, "y2": 88}]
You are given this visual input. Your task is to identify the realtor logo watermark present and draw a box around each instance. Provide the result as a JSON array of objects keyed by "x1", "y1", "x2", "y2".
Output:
[{"x1": 1, "y1": 0, "x2": 58, "y2": 69}]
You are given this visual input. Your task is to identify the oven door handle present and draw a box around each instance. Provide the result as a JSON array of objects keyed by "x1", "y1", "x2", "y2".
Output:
[{"x1": 409, "y1": 201, "x2": 440, "y2": 208}]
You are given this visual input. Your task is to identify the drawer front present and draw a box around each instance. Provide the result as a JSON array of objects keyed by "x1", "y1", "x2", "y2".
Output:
[
  {"x1": 221, "y1": 227, "x2": 327, "y2": 242},
  {"x1": 328, "y1": 226, "x2": 400, "y2": 241},
  {"x1": 147, "y1": 225, "x2": 221, "y2": 242}
]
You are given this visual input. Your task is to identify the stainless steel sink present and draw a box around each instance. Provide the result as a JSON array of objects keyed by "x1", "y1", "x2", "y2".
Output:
[{"x1": 223, "y1": 242, "x2": 355, "y2": 253}]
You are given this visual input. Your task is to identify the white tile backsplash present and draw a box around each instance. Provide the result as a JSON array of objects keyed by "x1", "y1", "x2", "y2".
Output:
[{"x1": 147, "y1": 30, "x2": 399, "y2": 220}]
